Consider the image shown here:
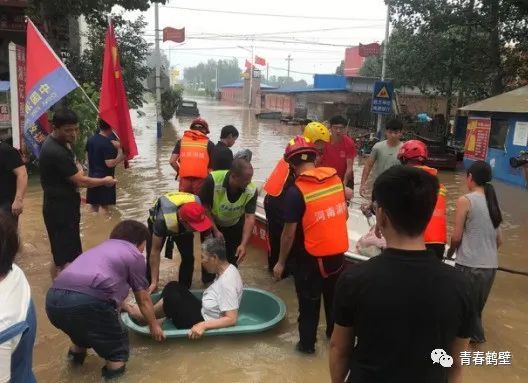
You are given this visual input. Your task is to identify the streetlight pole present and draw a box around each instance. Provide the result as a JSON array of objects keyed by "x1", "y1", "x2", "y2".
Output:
[
  {"x1": 248, "y1": 42, "x2": 254, "y2": 108},
  {"x1": 154, "y1": 2, "x2": 162, "y2": 138},
  {"x1": 376, "y1": 0, "x2": 391, "y2": 136}
]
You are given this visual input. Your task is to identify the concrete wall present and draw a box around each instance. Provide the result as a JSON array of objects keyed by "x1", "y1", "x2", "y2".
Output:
[
  {"x1": 220, "y1": 87, "x2": 244, "y2": 103},
  {"x1": 263, "y1": 93, "x2": 295, "y2": 115}
]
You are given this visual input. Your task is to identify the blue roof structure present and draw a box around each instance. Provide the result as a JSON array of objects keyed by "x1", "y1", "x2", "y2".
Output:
[
  {"x1": 220, "y1": 81, "x2": 277, "y2": 89},
  {"x1": 0, "y1": 81, "x2": 10, "y2": 92}
]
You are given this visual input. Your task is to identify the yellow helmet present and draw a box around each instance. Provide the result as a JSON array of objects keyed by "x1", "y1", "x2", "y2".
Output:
[{"x1": 303, "y1": 121, "x2": 331, "y2": 143}]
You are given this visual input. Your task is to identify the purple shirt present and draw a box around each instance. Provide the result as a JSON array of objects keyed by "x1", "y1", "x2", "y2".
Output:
[{"x1": 52, "y1": 239, "x2": 148, "y2": 305}]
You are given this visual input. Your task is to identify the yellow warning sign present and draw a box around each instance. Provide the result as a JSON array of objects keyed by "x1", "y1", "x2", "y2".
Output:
[{"x1": 376, "y1": 86, "x2": 390, "y2": 98}]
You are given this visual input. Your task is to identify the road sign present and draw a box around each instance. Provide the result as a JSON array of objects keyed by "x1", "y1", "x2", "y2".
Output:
[{"x1": 371, "y1": 80, "x2": 394, "y2": 115}]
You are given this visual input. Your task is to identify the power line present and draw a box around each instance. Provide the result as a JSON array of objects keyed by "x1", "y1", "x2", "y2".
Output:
[{"x1": 160, "y1": 5, "x2": 386, "y2": 21}]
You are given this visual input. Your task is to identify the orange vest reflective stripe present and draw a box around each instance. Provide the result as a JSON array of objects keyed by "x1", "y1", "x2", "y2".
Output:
[
  {"x1": 263, "y1": 158, "x2": 291, "y2": 197},
  {"x1": 295, "y1": 167, "x2": 349, "y2": 256},
  {"x1": 179, "y1": 130, "x2": 210, "y2": 178},
  {"x1": 416, "y1": 165, "x2": 447, "y2": 244}
]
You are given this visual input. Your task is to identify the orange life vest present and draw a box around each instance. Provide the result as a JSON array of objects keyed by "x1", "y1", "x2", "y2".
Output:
[
  {"x1": 263, "y1": 158, "x2": 291, "y2": 197},
  {"x1": 415, "y1": 165, "x2": 447, "y2": 244},
  {"x1": 179, "y1": 130, "x2": 210, "y2": 178},
  {"x1": 295, "y1": 167, "x2": 349, "y2": 256}
]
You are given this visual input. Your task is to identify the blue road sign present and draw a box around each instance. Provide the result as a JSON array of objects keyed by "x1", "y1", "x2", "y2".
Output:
[{"x1": 371, "y1": 80, "x2": 394, "y2": 115}]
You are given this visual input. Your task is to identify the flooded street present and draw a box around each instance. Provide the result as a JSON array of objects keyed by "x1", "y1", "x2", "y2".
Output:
[{"x1": 16, "y1": 98, "x2": 528, "y2": 382}]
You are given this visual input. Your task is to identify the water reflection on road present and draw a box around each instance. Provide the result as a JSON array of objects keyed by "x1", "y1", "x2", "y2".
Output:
[{"x1": 17, "y1": 98, "x2": 528, "y2": 382}]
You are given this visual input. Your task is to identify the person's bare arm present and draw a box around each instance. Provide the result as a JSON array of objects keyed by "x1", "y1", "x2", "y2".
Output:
[
  {"x1": 189, "y1": 310, "x2": 238, "y2": 340},
  {"x1": 496, "y1": 228, "x2": 502, "y2": 249},
  {"x1": 105, "y1": 149, "x2": 125, "y2": 168},
  {"x1": 329, "y1": 324, "x2": 354, "y2": 383},
  {"x1": 69, "y1": 171, "x2": 116, "y2": 188},
  {"x1": 133, "y1": 289, "x2": 165, "y2": 341},
  {"x1": 343, "y1": 158, "x2": 354, "y2": 186},
  {"x1": 148, "y1": 234, "x2": 163, "y2": 293},
  {"x1": 273, "y1": 222, "x2": 297, "y2": 279},
  {"x1": 447, "y1": 196, "x2": 470, "y2": 259},
  {"x1": 11, "y1": 165, "x2": 28, "y2": 216},
  {"x1": 448, "y1": 337, "x2": 470, "y2": 383},
  {"x1": 359, "y1": 156, "x2": 375, "y2": 197},
  {"x1": 235, "y1": 213, "x2": 256, "y2": 264},
  {"x1": 169, "y1": 153, "x2": 180, "y2": 172}
]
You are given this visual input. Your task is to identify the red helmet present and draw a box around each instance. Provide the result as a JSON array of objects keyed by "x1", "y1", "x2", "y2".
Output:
[
  {"x1": 284, "y1": 135, "x2": 318, "y2": 163},
  {"x1": 190, "y1": 117, "x2": 209, "y2": 134},
  {"x1": 398, "y1": 140, "x2": 428, "y2": 163}
]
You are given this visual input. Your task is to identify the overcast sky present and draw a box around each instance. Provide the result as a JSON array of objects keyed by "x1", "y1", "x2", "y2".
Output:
[{"x1": 123, "y1": 0, "x2": 389, "y2": 84}]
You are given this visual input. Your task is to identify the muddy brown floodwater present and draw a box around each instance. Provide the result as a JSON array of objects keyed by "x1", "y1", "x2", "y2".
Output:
[{"x1": 15, "y1": 98, "x2": 528, "y2": 382}]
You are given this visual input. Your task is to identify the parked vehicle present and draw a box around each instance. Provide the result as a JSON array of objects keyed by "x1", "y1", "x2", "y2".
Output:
[{"x1": 176, "y1": 100, "x2": 200, "y2": 116}]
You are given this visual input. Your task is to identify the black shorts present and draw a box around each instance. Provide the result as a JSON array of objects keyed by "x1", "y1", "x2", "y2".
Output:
[
  {"x1": 43, "y1": 194, "x2": 82, "y2": 266},
  {"x1": 162, "y1": 281, "x2": 204, "y2": 328},
  {"x1": 86, "y1": 185, "x2": 116, "y2": 206},
  {"x1": 45, "y1": 289, "x2": 129, "y2": 361}
]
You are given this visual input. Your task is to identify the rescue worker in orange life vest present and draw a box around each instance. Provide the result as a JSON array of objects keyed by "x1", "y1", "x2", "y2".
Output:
[
  {"x1": 397, "y1": 140, "x2": 447, "y2": 260},
  {"x1": 273, "y1": 136, "x2": 349, "y2": 354},
  {"x1": 170, "y1": 118, "x2": 215, "y2": 195},
  {"x1": 263, "y1": 122, "x2": 331, "y2": 273}
]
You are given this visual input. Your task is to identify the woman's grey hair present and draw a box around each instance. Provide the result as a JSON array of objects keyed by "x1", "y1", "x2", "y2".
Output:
[{"x1": 201, "y1": 237, "x2": 227, "y2": 261}]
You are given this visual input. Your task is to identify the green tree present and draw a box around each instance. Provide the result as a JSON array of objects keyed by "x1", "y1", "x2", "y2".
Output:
[
  {"x1": 75, "y1": 15, "x2": 151, "y2": 109},
  {"x1": 184, "y1": 59, "x2": 242, "y2": 92},
  {"x1": 335, "y1": 60, "x2": 344, "y2": 75},
  {"x1": 65, "y1": 83, "x2": 100, "y2": 164},
  {"x1": 389, "y1": 0, "x2": 528, "y2": 99},
  {"x1": 161, "y1": 85, "x2": 183, "y2": 122}
]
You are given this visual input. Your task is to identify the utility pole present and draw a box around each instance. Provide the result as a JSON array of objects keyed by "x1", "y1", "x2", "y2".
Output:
[
  {"x1": 266, "y1": 63, "x2": 269, "y2": 82},
  {"x1": 154, "y1": 2, "x2": 162, "y2": 138},
  {"x1": 248, "y1": 42, "x2": 254, "y2": 108},
  {"x1": 215, "y1": 64, "x2": 219, "y2": 93},
  {"x1": 376, "y1": 0, "x2": 391, "y2": 136},
  {"x1": 286, "y1": 54, "x2": 293, "y2": 79}
]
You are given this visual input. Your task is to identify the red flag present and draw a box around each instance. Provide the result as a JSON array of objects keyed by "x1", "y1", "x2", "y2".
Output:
[
  {"x1": 245, "y1": 59, "x2": 254, "y2": 70},
  {"x1": 98, "y1": 22, "x2": 138, "y2": 164},
  {"x1": 255, "y1": 55, "x2": 266, "y2": 66},
  {"x1": 163, "y1": 27, "x2": 185, "y2": 43}
]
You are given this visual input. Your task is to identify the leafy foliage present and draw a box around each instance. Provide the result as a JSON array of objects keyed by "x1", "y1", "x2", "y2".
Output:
[
  {"x1": 65, "y1": 83, "x2": 100, "y2": 164},
  {"x1": 385, "y1": 0, "x2": 528, "y2": 101},
  {"x1": 72, "y1": 15, "x2": 151, "y2": 109},
  {"x1": 184, "y1": 59, "x2": 242, "y2": 93},
  {"x1": 161, "y1": 86, "x2": 184, "y2": 122},
  {"x1": 335, "y1": 60, "x2": 344, "y2": 75},
  {"x1": 266, "y1": 76, "x2": 307, "y2": 88}
]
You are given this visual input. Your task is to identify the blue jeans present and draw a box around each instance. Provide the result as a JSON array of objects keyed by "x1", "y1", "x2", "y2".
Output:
[{"x1": 46, "y1": 289, "x2": 129, "y2": 361}]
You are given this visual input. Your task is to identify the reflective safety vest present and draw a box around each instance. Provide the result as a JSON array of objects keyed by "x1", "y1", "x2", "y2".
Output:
[
  {"x1": 295, "y1": 167, "x2": 349, "y2": 257},
  {"x1": 179, "y1": 130, "x2": 210, "y2": 178},
  {"x1": 211, "y1": 170, "x2": 257, "y2": 227},
  {"x1": 416, "y1": 165, "x2": 447, "y2": 244},
  {"x1": 150, "y1": 192, "x2": 199, "y2": 234},
  {"x1": 263, "y1": 158, "x2": 291, "y2": 197}
]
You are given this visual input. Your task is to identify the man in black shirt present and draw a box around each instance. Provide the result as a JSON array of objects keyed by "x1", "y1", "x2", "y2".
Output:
[
  {"x1": 0, "y1": 140, "x2": 27, "y2": 220},
  {"x1": 211, "y1": 125, "x2": 239, "y2": 171},
  {"x1": 39, "y1": 109, "x2": 116, "y2": 276},
  {"x1": 330, "y1": 166, "x2": 473, "y2": 383}
]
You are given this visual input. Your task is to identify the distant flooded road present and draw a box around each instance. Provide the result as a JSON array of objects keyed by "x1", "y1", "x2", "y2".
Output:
[{"x1": 16, "y1": 98, "x2": 528, "y2": 382}]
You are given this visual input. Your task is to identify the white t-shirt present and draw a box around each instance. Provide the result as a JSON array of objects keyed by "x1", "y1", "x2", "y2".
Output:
[
  {"x1": 201, "y1": 264, "x2": 243, "y2": 321},
  {"x1": 0, "y1": 264, "x2": 31, "y2": 383}
]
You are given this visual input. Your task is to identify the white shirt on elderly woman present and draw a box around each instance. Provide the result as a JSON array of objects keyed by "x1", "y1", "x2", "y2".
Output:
[{"x1": 201, "y1": 264, "x2": 242, "y2": 321}]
